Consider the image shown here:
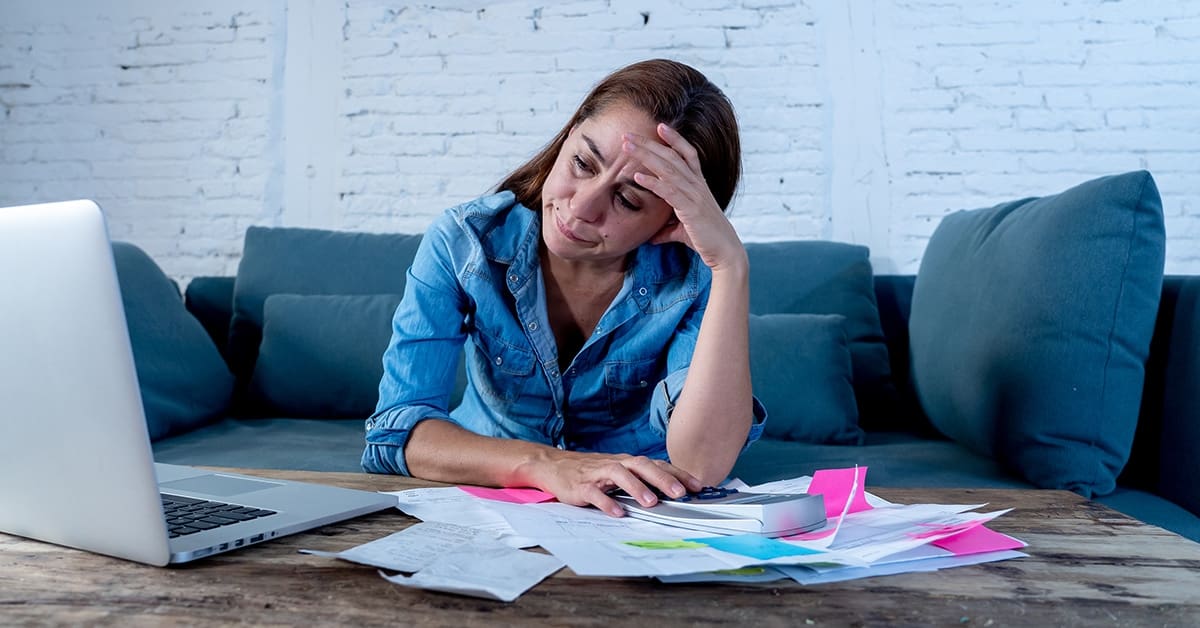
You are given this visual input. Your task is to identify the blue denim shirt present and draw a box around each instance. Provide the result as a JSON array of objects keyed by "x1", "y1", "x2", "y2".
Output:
[{"x1": 361, "y1": 191, "x2": 765, "y2": 476}]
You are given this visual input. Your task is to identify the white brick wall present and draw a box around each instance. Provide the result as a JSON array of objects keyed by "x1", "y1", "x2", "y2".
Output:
[
  {"x1": 0, "y1": 1, "x2": 277, "y2": 279},
  {"x1": 1, "y1": 0, "x2": 1197, "y2": 284}
]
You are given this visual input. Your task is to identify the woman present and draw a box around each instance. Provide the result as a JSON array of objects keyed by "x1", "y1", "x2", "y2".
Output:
[{"x1": 362, "y1": 59, "x2": 765, "y2": 517}]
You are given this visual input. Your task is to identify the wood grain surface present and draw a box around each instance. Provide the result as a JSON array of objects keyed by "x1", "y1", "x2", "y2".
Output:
[{"x1": 2, "y1": 468, "x2": 1198, "y2": 626}]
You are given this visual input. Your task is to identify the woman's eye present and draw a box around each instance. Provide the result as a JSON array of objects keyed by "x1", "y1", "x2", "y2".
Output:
[
  {"x1": 572, "y1": 155, "x2": 592, "y2": 174},
  {"x1": 616, "y1": 193, "x2": 640, "y2": 211}
]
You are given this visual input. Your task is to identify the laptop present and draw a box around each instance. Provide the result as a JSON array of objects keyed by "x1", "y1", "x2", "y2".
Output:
[{"x1": 0, "y1": 200, "x2": 397, "y2": 566}]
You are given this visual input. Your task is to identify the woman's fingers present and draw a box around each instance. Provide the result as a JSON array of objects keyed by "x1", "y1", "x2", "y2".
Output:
[
  {"x1": 632, "y1": 171, "x2": 689, "y2": 216},
  {"x1": 563, "y1": 455, "x2": 707, "y2": 517},
  {"x1": 623, "y1": 133, "x2": 698, "y2": 188},
  {"x1": 655, "y1": 123, "x2": 703, "y2": 176},
  {"x1": 622, "y1": 130, "x2": 718, "y2": 232}
]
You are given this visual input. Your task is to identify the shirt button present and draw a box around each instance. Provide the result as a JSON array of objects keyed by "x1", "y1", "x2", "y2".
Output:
[
  {"x1": 509, "y1": 274, "x2": 518, "y2": 282},
  {"x1": 638, "y1": 287, "x2": 648, "y2": 296},
  {"x1": 527, "y1": 321, "x2": 538, "y2": 331},
  {"x1": 495, "y1": 356, "x2": 503, "y2": 366},
  {"x1": 569, "y1": 368, "x2": 577, "y2": 376},
  {"x1": 639, "y1": 380, "x2": 648, "y2": 388}
]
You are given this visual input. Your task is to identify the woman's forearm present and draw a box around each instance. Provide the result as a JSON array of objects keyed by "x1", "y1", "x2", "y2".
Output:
[
  {"x1": 404, "y1": 418, "x2": 557, "y2": 488},
  {"x1": 665, "y1": 256, "x2": 753, "y2": 485}
]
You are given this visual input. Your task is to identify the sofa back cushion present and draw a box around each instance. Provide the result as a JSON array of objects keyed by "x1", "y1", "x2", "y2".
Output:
[
  {"x1": 909, "y1": 171, "x2": 1165, "y2": 498},
  {"x1": 250, "y1": 293, "x2": 401, "y2": 418},
  {"x1": 751, "y1": 313, "x2": 863, "y2": 444},
  {"x1": 1125, "y1": 276, "x2": 1200, "y2": 517},
  {"x1": 745, "y1": 241, "x2": 896, "y2": 427},
  {"x1": 113, "y1": 242, "x2": 234, "y2": 440},
  {"x1": 228, "y1": 227, "x2": 421, "y2": 412}
]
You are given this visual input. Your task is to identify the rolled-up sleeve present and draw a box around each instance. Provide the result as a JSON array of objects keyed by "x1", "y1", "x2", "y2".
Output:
[
  {"x1": 362, "y1": 216, "x2": 470, "y2": 475},
  {"x1": 647, "y1": 366, "x2": 767, "y2": 455},
  {"x1": 363, "y1": 406, "x2": 470, "y2": 476}
]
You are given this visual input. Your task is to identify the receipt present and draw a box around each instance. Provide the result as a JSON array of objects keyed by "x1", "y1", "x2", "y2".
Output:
[
  {"x1": 301, "y1": 521, "x2": 563, "y2": 602},
  {"x1": 301, "y1": 521, "x2": 484, "y2": 572},
  {"x1": 380, "y1": 537, "x2": 563, "y2": 602}
]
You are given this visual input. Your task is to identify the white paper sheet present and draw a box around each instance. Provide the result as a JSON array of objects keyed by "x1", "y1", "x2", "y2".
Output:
[
  {"x1": 387, "y1": 486, "x2": 537, "y2": 548},
  {"x1": 481, "y1": 500, "x2": 856, "y2": 576},
  {"x1": 300, "y1": 521, "x2": 484, "y2": 572},
  {"x1": 489, "y1": 500, "x2": 722, "y2": 542},
  {"x1": 811, "y1": 507, "x2": 1010, "y2": 565},
  {"x1": 379, "y1": 538, "x2": 564, "y2": 602}
]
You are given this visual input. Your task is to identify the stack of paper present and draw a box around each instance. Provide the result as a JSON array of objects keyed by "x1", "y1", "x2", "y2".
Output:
[{"x1": 304, "y1": 466, "x2": 1026, "y2": 601}]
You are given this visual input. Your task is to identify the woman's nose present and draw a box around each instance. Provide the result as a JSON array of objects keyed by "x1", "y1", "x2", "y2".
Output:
[{"x1": 569, "y1": 184, "x2": 606, "y2": 223}]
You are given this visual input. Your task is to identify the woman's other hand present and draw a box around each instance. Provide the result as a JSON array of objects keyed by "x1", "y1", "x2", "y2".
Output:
[{"x1": 623, "y1": 124, "x2": 747, "y2": 273}]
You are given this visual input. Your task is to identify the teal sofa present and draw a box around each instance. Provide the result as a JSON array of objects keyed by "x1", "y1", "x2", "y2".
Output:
[{"x1": 125, "y1": 171, "x2": 1197, "y2": 542}]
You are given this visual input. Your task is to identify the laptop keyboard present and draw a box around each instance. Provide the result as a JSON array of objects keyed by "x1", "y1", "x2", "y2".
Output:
[{"x1": 161, "y1": 493, "x2": 277, "y2": 538}]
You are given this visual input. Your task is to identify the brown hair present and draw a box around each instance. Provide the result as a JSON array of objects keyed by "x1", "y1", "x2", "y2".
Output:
[{"x1": 498, "y1": 59, "x2": 741, "y2": 212}]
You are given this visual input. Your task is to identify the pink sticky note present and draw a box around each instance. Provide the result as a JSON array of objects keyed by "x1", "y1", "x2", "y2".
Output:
[
  {"x1": 931, "y1": 525, "x2": 1026, "y2": 556},
  {"x1": 807, "y1": 466, "x2": 872, "y2": 519},
  {"x1": 458, "y1": 485, "x2": 556, "y2": 504}
]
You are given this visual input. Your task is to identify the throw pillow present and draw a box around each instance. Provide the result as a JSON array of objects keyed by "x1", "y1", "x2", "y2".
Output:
[
  {"x1": 909, "y1": 170, "x2": 1165, "y2": 498},
  {"x1": 751, "y1": 313, "x2": 863, "y2": 445},
  {"x1": 249, "y1": 293, "x2": 401, "y2": 418},
  {"x1": 228, "y1": 227, "x2": 422, "y2": 408},
  {"x1": 247, "y1": 294, "x2": 470, "y2": 418},
  {"x1": 112, "y1": 242, "x2": 234, "y2": 440},
  {"x1": 745, "y1": 241, "x2": 896, "y2": 428}
]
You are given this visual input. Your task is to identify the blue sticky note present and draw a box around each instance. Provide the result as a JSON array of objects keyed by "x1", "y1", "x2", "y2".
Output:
[{"x1": 687, "y1": 534, "x2": 822, "y2": 560}]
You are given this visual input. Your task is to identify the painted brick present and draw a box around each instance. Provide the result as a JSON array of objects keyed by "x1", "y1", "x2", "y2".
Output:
[{"x1": 0, "y1": 0, "x2": 1197, "y2": 284}]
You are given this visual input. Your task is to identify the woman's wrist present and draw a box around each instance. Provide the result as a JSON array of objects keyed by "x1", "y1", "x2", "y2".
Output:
[
  {"x1": 708, "y1": 248, "x2": 749, "y2": 282},
  {"x1": 509, "y1": 443, "x2": 564, "y2": 489}
]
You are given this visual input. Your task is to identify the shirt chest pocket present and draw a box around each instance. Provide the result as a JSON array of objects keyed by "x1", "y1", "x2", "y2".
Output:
[
  {"x1": 469, "y1": 328, "x2": 536, "y2": 404},
  {"x1": 604, "y1": 358, "x2": 659, "y2": 423}
]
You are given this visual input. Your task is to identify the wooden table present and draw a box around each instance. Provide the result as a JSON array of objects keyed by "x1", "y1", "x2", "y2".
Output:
[{"x1": 3, "y1": 469, "x2": 1199, "y2": 626}]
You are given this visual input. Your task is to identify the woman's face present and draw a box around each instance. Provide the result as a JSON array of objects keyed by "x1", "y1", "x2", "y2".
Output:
[{"x1": 540, "y1": 104, "x2": 675, "y2": 266}]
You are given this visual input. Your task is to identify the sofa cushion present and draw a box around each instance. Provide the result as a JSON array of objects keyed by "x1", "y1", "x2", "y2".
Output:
[
  {"x1": 733, "y1": 432, "x2": 1031, "y2": 489},
  {"x1": 909, "y1": 171, "x2": 1165, "y2": 498},
  {"x1": 250, "y1": 293, "x2": 401, "y2": 418},
  {"x1": 1125, "y1": 276, "x2": 1200, "y2": 518},
  {"x1": 152, "y1": 417, "x2": 367, "y2": 473},
  {"x1": 745, "y1": 241, "x2": 896, "y2": 428},
  {"x1": 228, "y1": 227, "x2": 422, "y2": 410},
  {"x1": 1155, "y1": 277, "x2": 1200, "y2": 517},
  {"x1": 750, "y1": 313, "x2": 862, "y2": 444},
  {"x1": 1096, "y1": 487, "x2": 1200, "y2": 544},
  {"x1": 112, "y1": 242, "x2": 234, "y2": 440}
]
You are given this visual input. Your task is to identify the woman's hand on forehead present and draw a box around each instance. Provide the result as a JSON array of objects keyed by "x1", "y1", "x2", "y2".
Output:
[{"x1": 621, "y1": 123, "x2": 746, "y2": 272}]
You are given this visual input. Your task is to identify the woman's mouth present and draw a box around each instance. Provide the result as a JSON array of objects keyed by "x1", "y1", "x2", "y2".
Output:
[{"x1": 555, "y1": 214, "x2": 591, "y2": 244}]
